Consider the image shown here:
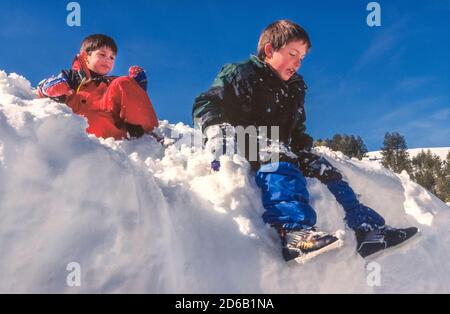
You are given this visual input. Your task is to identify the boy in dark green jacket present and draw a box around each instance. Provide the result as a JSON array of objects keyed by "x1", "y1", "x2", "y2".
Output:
[{"x1": 193, "y1": 20, "x2": 417, "y2": 263}]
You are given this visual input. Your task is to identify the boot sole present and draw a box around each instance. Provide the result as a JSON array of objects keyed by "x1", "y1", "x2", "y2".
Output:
[{"x1": 293, "y1": 238, "x2": 344, "y2": 264}]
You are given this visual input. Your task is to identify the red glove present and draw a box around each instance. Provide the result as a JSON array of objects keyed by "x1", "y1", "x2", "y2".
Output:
[
  {"x1": 129, "y1": 66, "x2": 147, "y2": 91},
  {"x1": 129, "y1": 65, "x2": 144, "y2": 77},
  {"x1": 37, "y1": 72, "x2": 73, "y2": 98}
]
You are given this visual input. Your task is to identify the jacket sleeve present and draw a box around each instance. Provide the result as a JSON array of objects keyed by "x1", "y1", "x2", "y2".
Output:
[
  {"x1": 192, "y1": 64, "x2": 241, "y2": 130},
  {"x1": 37, "y1": 69, "x2": 78, "y2": 102},
  {"x1": 290, "y1": 79, "x2": 313, "y2": 153}
]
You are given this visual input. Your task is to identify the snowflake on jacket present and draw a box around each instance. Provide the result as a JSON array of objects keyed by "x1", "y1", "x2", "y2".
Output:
[{"x1": 193, "y1": 55, "x2": 313, "y2": 158}]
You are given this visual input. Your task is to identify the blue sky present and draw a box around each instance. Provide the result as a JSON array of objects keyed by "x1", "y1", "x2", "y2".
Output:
[{"x1": 1, "y1": 0, "x2": 449, "y2": 150}]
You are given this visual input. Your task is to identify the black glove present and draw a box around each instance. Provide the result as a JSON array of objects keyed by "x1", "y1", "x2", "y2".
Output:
[
  {"x1": 291, "y1": 133, "x2": 313, "y2": 154},
  {"x1": 125, "y1": 123, "x2": 145, "y2": 139},
  {"x1": 296, "y1": 151, "x2": 343, "y2": 183}
]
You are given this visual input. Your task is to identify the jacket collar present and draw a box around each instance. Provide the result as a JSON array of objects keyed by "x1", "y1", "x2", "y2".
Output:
[{"x1": 249, "y1": 55, "x2": 302, "y2": 86}]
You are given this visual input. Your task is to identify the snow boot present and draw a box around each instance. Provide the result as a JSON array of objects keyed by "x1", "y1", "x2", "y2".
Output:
[
  {"x1": 356, "y1": 225, "x2": 419, "y2": 258},
  {"x1": 279, "y1": 227, "x2": 343, "y2": 264}
]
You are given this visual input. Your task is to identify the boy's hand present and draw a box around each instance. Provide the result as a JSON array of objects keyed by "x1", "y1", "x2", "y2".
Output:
[
  {"x1": 211, "y1": 160, "x2": 221, "y2": 172},
  {"x1": 125, "y1": 123, "x2": 145, "y2": 139},
  {"x1": 205, "y1": 123, "x2": 238, "y2": 171},
  {"x1": 128, "y1": 65, "x2": 145, "y2": 77},
  {"x1": 129, "y1": 66, "x2": 148, "y2": 91},
  {"x1": 296, "y1": 151, "x2": 343, "y2": 183},
  {"x1": 37, "y1": 72, "x2": 73, "y2": 98},
  {"x1": 291, "y1": 134, "x2": 314, "y2": 154}
]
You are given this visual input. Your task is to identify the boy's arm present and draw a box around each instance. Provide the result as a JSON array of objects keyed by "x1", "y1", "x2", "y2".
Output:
[
  {"x1": 37, "y1": 70, "x2": 74, "y2": 101},
  {"x1": 192, "y1": 64, "x2": 244, "y2": 171},
  {"x1": 290, "y1": 81, "x2": 313, "y2": 153},
  {"x1": 37, "y1": 55, "x2": 90, "y2": 101},
  {"x1": 192, "y1": 64, "x2": 242, "y2": 129},
  {"x1": 291, "y1": 122, "x2": 313, "y2": 153}
]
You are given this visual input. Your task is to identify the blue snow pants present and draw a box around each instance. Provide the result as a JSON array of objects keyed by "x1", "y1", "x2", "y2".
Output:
[{"x1": 255, "y1": 161, "x2": 385, "y2": 231}]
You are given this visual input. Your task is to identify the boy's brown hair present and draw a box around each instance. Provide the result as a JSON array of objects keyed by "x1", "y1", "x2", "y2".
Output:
[
  {"x1": 257, "y1": 20, "x2": 311, "y2": 60},
  {"x1": 80, "y1": 34, "x2": 118, "y2": 55}
]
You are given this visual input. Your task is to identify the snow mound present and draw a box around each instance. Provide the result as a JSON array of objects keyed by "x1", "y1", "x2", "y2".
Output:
[
  {"x1": 367, "y1": 148, "x2": 450, "y2": 161},
  {"x1": 1, "y1": 70, "x2": 450, "y2": 293}
]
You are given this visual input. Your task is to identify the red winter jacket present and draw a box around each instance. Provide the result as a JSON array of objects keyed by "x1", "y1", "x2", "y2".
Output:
[{"x1": 37, "y1": 56, "x2": 158, "y2": 139}]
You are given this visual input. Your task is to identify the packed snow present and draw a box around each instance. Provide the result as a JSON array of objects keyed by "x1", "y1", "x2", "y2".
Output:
[{"x1": 1, "y1": 70, "x2": 450, "y2": 293}]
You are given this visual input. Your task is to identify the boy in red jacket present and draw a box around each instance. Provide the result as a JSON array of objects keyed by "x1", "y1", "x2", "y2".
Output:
[{"x1": 37, "y1": 34, "x2": 158, "y2": 140}]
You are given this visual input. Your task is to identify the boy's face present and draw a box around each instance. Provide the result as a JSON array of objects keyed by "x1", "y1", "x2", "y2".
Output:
[
  {"x1": 82, "y1": 46, "x2": 116, "y2": 75},
  {"x1": 264, "y1": 40, "x2": 309, "y2": 81}
]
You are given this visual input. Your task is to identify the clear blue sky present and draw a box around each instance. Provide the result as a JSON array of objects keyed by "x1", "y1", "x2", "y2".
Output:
[{"x1": 1, "y1": 0, "x2": 449, "y2": 150}]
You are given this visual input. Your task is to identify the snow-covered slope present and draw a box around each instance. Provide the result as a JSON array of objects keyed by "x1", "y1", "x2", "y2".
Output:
[
  {"x1": 367, "y1": 148, "x2": 450, "y2": 161},
  {"x1": 1, "y1": 70, "x2": 450, "y2": 293}
]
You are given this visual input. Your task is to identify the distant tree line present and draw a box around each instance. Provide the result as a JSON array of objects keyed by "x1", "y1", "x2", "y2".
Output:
[
  {"x1": 314, "y1": 132, "x2": 450, "y2": 203},
  {"x1": 314, "y1": 134, "x2": 368, "y2": 160},
  {"x1": 380, "y1": 132, "x2": 450, "y2": 203}
]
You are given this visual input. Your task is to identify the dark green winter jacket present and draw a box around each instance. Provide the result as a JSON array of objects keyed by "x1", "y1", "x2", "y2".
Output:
[{"x1": 192, "y1": 55, "x2": 313, "y2": 155}]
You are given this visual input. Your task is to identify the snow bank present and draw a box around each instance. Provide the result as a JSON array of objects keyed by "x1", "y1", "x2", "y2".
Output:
[
  {"x1": 1, "y1": 70, "x2": 450, "y2": 293},
  {"x1": 367, "y1": 148, "x2": 450, "y2": 161}
]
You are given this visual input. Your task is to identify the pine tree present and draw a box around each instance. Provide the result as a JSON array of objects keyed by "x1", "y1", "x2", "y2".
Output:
[
  {"x1": 354, "y1": 136, "x2": 368, "y2": 160},
  {"x1": 320, "y1": 134, "x2": 368, "y2": 160},
  {"x1": 381, "y1": 132, "x2": 413, "y2": 174},
  {"x1": 314, "y1": 138, "x2": 326, "y2": 147},
  {"x1": 436, "y1": 151, "x2": 450, "y2": 202},
  {"x1": 411, "y1": 150, "x2": 443, "y2": 195}
]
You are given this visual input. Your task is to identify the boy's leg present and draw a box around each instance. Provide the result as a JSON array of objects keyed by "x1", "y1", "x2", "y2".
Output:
[
  {"x1": 255, "y1": 161, "x2": 317, "y2": 230},
  {"x1": 327, "y1": 179, "x2": 418, "y2": 258},
  {"x1": 82, "y1": 111, "x2": 127, "y2": 140},
  {"x1": 297, "y1": 152, "x2": 417, "y2": 258},
  {"x1": 326, "y1": 180, "x2": 385, "y2": 230},
  {"x1": 256, "y1": 161, "x2": 344, "y2": 262},
  {"x1": 103, "y1": 76, "x2": 158, "y2": 133},
  {"x1": 297, "y1": 152, "x2": 385, "y2": 230}
]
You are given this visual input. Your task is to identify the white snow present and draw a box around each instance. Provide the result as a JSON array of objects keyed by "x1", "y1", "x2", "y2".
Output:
[
  {"x1": 367, "y1": 147, "x2": 450, "y2": 161},
  {"x1": 1, "y1": 70, "x2": 450, "y2": 293}
]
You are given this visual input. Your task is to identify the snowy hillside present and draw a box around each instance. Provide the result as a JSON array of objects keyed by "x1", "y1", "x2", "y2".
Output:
[
  {"x1": 1, "y1": 70, "x2": 450, "y2": 293},
  {"x1": 367, "y1": 148, "x2": 450, "y2": 161}
]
